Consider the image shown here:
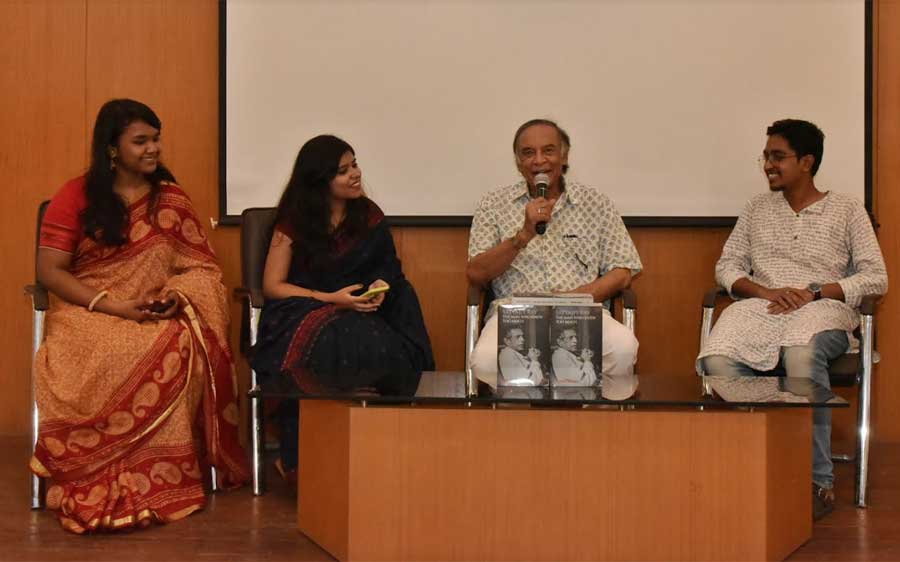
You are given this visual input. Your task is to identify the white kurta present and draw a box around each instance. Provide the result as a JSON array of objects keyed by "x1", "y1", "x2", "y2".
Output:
[{"x1": 698, "y1": 191, "x2": 887, "y2": 371}]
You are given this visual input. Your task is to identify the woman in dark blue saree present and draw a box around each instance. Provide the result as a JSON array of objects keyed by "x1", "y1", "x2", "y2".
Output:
[{"x1": 251, "y1": 135, "x2": 434, "y2": 476}]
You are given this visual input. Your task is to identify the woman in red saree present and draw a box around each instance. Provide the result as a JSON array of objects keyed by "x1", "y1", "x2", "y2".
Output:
[{"x1": 30, "y1": 99, "x2": 248, "y2": 534}]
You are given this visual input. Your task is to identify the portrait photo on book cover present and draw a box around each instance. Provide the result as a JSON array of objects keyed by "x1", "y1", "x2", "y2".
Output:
[
  {"x1": 497, "y1": 304, "x2": 549, "y2": 387},
  {"x1": 550, "y1": 306, "x2": 603, "y2": 387}
]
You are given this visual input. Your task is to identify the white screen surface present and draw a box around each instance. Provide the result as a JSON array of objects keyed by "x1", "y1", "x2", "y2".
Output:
[{"x1": 224, "y1": 0, "x2": 865, "y2": 220}]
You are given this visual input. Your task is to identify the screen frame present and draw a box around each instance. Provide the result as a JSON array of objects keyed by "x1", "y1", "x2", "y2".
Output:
[{"x1": 217, "y1": 0, "x2": 873, "y2": 229}]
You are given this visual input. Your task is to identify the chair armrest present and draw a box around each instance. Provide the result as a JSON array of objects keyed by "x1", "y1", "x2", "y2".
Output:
[
  {"x1": 618, "y1": 287, "x2": 636, "y2": 310},
  {"x1": 24, "y1": 284, "x2": 49, "y2": 311},
  {"x1": 233, "y1": 287, "x2": 265, "y2": 309},
  {"x1": 703, "y1": 286, "x2": 729, "y2": 308},
  {"x1": 467, "y1": 284, "x2": 483, "y2": 306},
  {"x1": 701, "y1": 287, "x2": 880, "y2": 314},
  {"x1": 860, "y1": 294, "x2": 881, "y2": 316}
]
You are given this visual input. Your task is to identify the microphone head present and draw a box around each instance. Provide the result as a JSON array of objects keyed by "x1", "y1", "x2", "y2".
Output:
[{"x1": 534, "y1": 173, "x2": 550, "y2": 197}]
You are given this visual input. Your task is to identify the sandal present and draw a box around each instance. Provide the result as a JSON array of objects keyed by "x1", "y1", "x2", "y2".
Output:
[{"x1": 813, "y1": 482, "x2": 835, "y2": 521}]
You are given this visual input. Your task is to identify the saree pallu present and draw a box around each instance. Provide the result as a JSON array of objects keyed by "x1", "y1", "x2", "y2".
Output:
[
  {"x1": 251, "y1": 202, "x2": 435, "y2": 395},
  {"x1": 30, "y1": 182, "x2": 249, "y2": 534}
]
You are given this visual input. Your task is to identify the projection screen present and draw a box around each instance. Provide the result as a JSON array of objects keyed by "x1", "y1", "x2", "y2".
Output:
[{"x1": 222, "y1": 0, "x2": 867, "y2": 224}]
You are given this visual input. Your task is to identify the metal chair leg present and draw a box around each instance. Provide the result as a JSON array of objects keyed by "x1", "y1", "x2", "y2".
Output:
[
  {"x1": 464, "y1": 304, "x2": 480, "y2": 397},
  {"x1": 855, "y1": 313, "x2": 875, "y2": 507},
  {"x1": 30, "y1": 395, "x2": 42, "y2": 509},
  {"x1": 250, "y1": 391, "x2": 266, "y2": 495},
  {"x1": 697, "y1": 306, "x2": 716, "y2": 395},
  {"x1": 30, "y1": 309, "x2": 45, "y2": 509},
  {"x1": 246, "y1": 303, "x2": 267, "y2": 496},
  {"x1": 697, "y1": 306, "x2": 715, "y2": 377},
  {"x1": 30, "y1": 474, "x2": 42, "y2": 510},
  {"x1": 623, "y1": 307, "x2": 636, "y2": 334}
]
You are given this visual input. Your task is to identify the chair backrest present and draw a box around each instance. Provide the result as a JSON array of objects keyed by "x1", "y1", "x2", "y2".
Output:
[
  {"x1": 28, "y1": 201, "x2": 52, "y2": 312},
  {"x1": 34, "y1": 200, "x2": 50, "y2": 279},
  {"x1": 479, "y1": 284, "x2": 497, "y2": 327},
  {"x1": 240, "y1": 207, "x2": 277, "y2": 301}
]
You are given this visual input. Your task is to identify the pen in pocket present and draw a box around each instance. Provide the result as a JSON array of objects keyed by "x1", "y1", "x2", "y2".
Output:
[{"x1": 562, "y1": 234, "x2": 587, "y2": 268}]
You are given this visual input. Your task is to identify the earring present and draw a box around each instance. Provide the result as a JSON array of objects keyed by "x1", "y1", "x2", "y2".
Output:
[
  {"x1": 108, "y1": 149, "x2": 117, "y2": 170},
  {"x1": 109, "y1": 158, "x2": 117, "y2": 170}
]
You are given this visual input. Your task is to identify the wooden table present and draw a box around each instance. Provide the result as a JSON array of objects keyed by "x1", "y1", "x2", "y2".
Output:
[{"x1": 296, "y1": 373, "x2": 839, "y2": 561}]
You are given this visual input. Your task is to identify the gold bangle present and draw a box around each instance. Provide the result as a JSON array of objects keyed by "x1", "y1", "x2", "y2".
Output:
[{"x1": 87, "y1": 290, "x2": 109, "y2": 312}]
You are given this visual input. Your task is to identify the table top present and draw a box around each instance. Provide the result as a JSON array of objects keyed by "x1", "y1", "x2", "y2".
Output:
[{"x1": 254, "y1": 371, "x2": 848, "y2": 409}]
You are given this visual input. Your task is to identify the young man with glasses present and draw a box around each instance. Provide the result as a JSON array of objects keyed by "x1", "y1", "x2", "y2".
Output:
[
  {"x1": 466, "y1": 118, "x2": 643, "y2": 399},
  {"x1": 698, "y1": 119, "x2": 888, "y2": 521}
]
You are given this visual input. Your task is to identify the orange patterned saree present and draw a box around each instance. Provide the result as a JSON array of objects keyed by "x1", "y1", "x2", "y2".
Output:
[{"x1": 30, "y1": 178, "x2": 249, "y2": 533}]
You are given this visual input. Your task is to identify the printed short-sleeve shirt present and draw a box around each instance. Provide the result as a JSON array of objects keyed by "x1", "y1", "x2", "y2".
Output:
[{"x1": 467, "y1": 180, "x2": 642, "y2": 299}]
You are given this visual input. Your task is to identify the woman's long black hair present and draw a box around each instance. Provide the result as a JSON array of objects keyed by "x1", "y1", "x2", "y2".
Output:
[
  {"x1": 275, "y1": 135, "x2": 371, "y2": 270},
  {"x1": 82, "y1": 99, "x2": 176, "y2": 246}
]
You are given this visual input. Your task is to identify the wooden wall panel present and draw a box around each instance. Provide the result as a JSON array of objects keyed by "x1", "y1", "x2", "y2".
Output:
[
  {"x1": 0, "y1": 0, "x2": 87, "y2": 435},
  {"x1": 392, "y1": 227, "x2": 470, "y2": 370},
  {"x1": 1, "y1": 0, "x2": 898, "y2": 451},
  {"x1": 84, "y1": 0, "x2": 220, "y2": 221},
  {"x1": 629, "y1": 228, "x2": 731, "y2": 376},
  {"x1": 873, "y1": 0, "x2": 900, "y2": 442}
]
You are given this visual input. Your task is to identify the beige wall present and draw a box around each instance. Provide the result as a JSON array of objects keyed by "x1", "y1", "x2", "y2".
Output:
[{"x1": 1, "y1": 1, "x2": 898, "y2": 448}]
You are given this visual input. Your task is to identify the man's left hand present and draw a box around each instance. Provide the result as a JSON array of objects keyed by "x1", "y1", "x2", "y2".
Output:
[{"x1": 766, "y1": 287, "x2": 813, "y2": 314}]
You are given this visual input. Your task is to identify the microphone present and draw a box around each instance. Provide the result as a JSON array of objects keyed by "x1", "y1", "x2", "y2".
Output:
[{"x1": 534, "y1": 173, "x2": 550, "y2": 235}]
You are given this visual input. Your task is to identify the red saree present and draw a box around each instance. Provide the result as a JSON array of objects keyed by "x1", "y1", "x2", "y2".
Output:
[{"x1": 30, "y1": 177, "x2": 249, "y2": 534}]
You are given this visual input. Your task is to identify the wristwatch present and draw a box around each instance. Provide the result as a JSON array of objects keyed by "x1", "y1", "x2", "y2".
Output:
[{"x1": 807, "y1": 282, "x2": 822, "y2": 301}]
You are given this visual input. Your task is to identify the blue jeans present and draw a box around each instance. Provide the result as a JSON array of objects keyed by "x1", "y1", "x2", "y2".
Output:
[{"x1": 702, "y1": 329, "x2": 849, "y2": 489}]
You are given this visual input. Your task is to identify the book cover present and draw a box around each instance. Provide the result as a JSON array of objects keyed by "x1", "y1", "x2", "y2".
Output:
[
  {"x1": 550, "y1": 305, "x2": 604, "y2": 388},
  {"x1": 496, "y1": 304, "x2": 551, "y2": 387}
]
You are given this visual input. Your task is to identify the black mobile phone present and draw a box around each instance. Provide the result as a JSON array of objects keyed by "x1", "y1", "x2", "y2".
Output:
[{"x1": 146, "y1": 299, "x2": 175, "y2": 313}]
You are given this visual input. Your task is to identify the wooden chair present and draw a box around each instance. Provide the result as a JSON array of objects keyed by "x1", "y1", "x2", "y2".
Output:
[{"x1": 699, "y1": 287, "x2": 881, "y2": 507}]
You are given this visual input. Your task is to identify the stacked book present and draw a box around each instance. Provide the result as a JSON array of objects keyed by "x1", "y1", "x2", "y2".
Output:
[{"x1": 497, "y1": 293, "x2": 604, "y2": 389}]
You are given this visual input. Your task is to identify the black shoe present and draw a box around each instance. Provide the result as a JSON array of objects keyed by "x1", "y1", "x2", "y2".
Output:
[{"x1": 813, "y1": 483, "x2": 834, "y2": 521}]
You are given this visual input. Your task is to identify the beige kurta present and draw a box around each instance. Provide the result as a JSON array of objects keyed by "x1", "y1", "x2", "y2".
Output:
[{"x1": 467, "y1": 180, "x2": 643, "y2": 300}]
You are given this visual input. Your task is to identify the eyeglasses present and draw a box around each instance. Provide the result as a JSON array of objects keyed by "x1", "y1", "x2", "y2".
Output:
[{"x1": 757, "y1": 151, "x2": 798, "y2": 168}]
